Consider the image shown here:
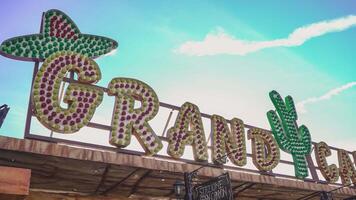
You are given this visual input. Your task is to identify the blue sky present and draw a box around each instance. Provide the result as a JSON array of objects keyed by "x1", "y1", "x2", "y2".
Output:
[{"x1": 0, "y1": 0, "x2": 355, "y2": 154}]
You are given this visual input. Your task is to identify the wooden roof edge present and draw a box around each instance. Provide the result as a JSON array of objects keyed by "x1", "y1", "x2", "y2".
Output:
[
  {"x1": 0, "y1": 135, "x2": 355, "y2": 196},
  {"x1": 29, "y1": 190, "x2": 167, "y2": 200}
]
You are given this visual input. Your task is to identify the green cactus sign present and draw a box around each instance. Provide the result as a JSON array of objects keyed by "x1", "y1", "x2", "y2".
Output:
[{"x1": 267, "y1": 90, "x2": 312, "y2": 179}]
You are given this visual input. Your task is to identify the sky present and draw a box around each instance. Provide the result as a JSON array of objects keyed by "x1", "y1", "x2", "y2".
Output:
[{"x1": 0, "y1": 1, "x2": 355, "y2": 177}]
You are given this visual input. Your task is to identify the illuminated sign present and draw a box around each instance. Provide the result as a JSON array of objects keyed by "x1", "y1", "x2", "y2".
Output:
[
  {"x1": 108, "y1": 78, "x2": 162, "y2": 155},
  {"x1": 0, "y1": 9, "x2": 117, "y2": 62},
  {"x1": 1, "y1": 9, "x2": 355, "y2": 187},
  {"x1": 248, "y1": 127, "x2": 280, "y2": 172},
  {"x1": 210, "y1": 115, "x2": 246, "y2": 166},
  {"x1": 267, "y1": 90, "x2": 312, "y2": 179},
  {"x1": 33, "y1": 52, "x2": 103, "y2": 133},
  {"x1": 315, "y1": 142, "x2": 339, "y2": 183},
  {"x1": 167, "y1": 102, "x2": 208, "y2": 161}
]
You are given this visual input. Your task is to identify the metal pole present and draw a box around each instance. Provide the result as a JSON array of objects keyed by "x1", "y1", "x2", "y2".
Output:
[
  {"x1": 0, "y1": 104, "x2": 10, "y2": 128},
  {"x1": 24, "y1": 62, "x2": 39, "y2": 137},
  {"x1": 24, "y1": 12, "x2": 44, "y2": 138},
  {"x1": 161, "y1": 109, "x2": 174, "y2": 137},
  {"x1": 184, "y1": 172, "x2": 193, "y2": 200}
]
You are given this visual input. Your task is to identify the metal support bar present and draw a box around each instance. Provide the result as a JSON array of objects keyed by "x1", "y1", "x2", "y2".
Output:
[
  {"x1": 94, "y1": 164, "x2": 111, "y2": 194},
  {"x1": 101, "y1": 168, "x2": 140, "y2": 195},
  {"x1": 24, "y1": 12, "x2": 44, "y2": 138},
  {"x1": 0, "y1": 104, "x2": 10, "y2": 128},
  {"x1": 306, "y1": 154, "x2": 319, "y2": 182},
  {"x1": 161, "y1": 109, "x2": 173, "y2": 137},
  {"x1": 128, "y1": 170, "x2": 151, "y2": 197},
  {"x1": 206, "y1": 132, "x2": 212, "y2": 145},
  {"x1": 184, "y1": 172, "x2": 195, "y2": 200},
  {"x1": 24, "y1": 62, "x2": 39, "y2": 137}
]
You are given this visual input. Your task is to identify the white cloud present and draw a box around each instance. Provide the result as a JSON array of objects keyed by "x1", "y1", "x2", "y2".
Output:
[
  {"x1": 175, "y1": 15, "x2": 356, "y2": 56},
  {"x1": 296, "y1": 82, "x2": 356, "y2": 114}
]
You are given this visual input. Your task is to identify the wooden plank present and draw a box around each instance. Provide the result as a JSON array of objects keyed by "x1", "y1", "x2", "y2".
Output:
[
  {"x1": 0, "y1": 194, "x2": 26, "y2": 200},
  {"x1": 0, "y1": 166, "x2": 31, "y2": 198}
]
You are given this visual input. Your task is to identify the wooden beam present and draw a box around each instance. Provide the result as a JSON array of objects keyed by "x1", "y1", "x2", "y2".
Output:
[
  {"x1": 0, "y1": 166, "x2": 31, "y2": 199},
  {"x1": 27, "y1": 191, "x2": 172, "y2": 200},
  {"x1": 232, "y1": 182, "x2": 248, "y2": 191},
  {"x1": 233, "y1": 183, "x2": 256, "y2": 198},
  {"x1": 26, "y1": 191, "x2": 135, "y2": 200}
]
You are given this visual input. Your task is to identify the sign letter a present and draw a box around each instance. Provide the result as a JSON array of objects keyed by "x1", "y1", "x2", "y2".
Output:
[{"x1": 167, "y1": 102, "x2": 208, "y2": 161}]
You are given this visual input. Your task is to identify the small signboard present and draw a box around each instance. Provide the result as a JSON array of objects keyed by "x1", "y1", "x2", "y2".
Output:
[{"x1": 193, "y1": 173, "x2": 233, "y2": 200}]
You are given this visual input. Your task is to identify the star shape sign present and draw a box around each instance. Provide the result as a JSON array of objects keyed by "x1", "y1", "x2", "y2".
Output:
[{"x1": 0, "y1": 9, "x2": 118, "y2": 62}]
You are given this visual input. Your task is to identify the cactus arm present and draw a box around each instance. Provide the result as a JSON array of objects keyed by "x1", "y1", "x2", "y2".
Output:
[
  {"x1": 269, "y1": 91, "x2": 293, "y2": 138},
  {"x1": 299, "y1": 125, "x2": 312, "y2": 154},
  {"x1": 285, "y1": 95, "x2": 297, "y2": 121},
  {"x1": 267, "y1": 110, "x2": 291, "y2": 152},
  {"x1": 269, "y1": 91, "x2": 287, "y2": 119}
]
